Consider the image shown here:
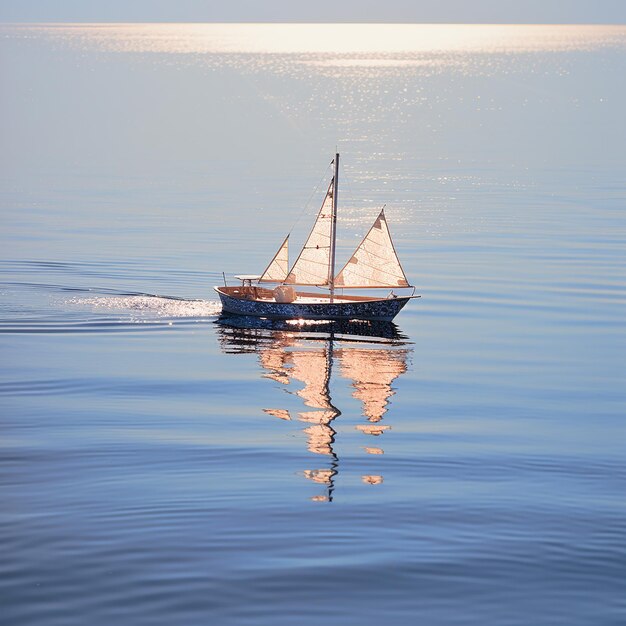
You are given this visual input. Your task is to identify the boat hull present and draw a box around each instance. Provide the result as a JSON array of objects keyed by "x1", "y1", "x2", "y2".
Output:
[{"x1": 215, "y1": 288, "x2": 411, "y2": 322}]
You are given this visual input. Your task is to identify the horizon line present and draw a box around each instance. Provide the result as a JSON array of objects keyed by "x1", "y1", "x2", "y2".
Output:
[{"x1": 1, "y1": 21, "x2": 624, "y2": 26}]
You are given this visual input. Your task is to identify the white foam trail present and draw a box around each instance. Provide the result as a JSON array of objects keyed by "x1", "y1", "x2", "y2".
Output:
[{"x1": 68, "y1": 295, "x2": 222, "y2": 319}]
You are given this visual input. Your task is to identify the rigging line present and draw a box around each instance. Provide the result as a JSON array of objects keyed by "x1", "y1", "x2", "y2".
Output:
[
  {"x1": 350, "y1": 250, "x2": 398, "y2": 267},
  {"x1": 343, "y1": 260, "x2": 403, "y2": 276},
  {"x1": 286, "y1": 160, "x2": 334, "y2": 238},
  {"x1": 340, "y1": 158, "x2": 355, "y2": 206},
  {"x1": 332, "y1": 160, "x2": 361, "y2": 272},
  {"x1": 340, "y1": 269, "x2": 404, "y2": 284},
  {"x1": 337, "y1": 253, "x2": 405, "y2": 278},
  {"x1": 338, "y1": 159, "x2": 364, "y2": 240},
  {"x1": 342, "y1": 263, "x2": 406, "y2": 278},
  {"x1": 341, "y1": 247, "x2": 401, "y2": 266}
]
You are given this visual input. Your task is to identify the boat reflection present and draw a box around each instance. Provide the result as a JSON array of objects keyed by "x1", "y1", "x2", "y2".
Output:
[{"x1": 214, "y1": 315, "x2": 412, "y2": 501}]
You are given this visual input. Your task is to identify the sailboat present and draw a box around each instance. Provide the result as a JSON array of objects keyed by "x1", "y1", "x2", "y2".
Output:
[{"x1": 214, "y1": 153, "x2": 419, "y2": 322}]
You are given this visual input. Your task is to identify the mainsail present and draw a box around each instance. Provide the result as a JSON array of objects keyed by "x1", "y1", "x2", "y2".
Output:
[
  {"x1": 284, "y1": 179, "x2": 334, "y2": 286},
  {"x1": 334, "y1": 209, "x2": 410, "y2": 289},
  {"x1": 259, "y1": 235, "x2": 289, "y2": 283}
]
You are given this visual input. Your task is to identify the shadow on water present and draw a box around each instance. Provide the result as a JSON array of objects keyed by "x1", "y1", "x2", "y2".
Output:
[{"x1": 214, "y1": 314, "x2": 413, "y2": 501}]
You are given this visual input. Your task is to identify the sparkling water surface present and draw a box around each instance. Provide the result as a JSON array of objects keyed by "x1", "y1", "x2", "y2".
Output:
[{"x1": 1, "y1": 24, "x2": 625, "y2": 626}]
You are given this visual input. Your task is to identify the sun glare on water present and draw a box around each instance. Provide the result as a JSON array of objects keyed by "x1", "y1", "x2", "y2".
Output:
[{"x1": 10, "y1": 23, "x2": 625, "y2": 57}]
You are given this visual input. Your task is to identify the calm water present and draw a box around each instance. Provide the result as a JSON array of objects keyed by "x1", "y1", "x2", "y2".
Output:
[{"x1": 1, "y1": 24, "x2": 625, "y2": 625}]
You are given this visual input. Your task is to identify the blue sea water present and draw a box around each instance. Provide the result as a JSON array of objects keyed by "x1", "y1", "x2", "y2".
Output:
[{"x1": 1, "y1": 24, "x2": 625, "y2": 625}]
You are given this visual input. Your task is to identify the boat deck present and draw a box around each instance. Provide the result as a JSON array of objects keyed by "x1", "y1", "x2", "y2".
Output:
[
  {"x1": 215, "y1": 285, "x2": 397, "y2": 304},
  {"x1": 267, "y1": 295, "x2": 355, "y2": 304}
]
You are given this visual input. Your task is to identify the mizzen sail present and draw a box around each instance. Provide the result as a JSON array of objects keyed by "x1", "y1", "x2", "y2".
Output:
[
  {"x1": 259, "y1": 235, "x2": 289, "y2": 283},
  {"x1": 334, "y1": 209, "x2": 410, "y2": 288},
  {"x1": 284, "y1": 179, "x2": 334, "y2": 286}
]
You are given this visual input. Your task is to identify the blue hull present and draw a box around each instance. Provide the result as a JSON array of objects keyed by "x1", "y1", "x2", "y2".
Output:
[{"x1": 215, "y1": 288, "x2": 410, "y2": 322}]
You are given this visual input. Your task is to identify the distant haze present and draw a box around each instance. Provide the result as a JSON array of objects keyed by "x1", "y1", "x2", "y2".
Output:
[{"x1": 1, "y1": 0, "x2": 625, "y2": 24}]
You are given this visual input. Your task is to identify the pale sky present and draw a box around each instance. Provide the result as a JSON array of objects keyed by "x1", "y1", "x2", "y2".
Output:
[{"x1": 1, "y1": 0, "x2": 625, "y2": 24}]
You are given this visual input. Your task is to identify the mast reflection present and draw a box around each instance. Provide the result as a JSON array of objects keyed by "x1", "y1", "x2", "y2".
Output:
[{"x1": 214, "y1": 316, "x2": 412, "y2": 501}]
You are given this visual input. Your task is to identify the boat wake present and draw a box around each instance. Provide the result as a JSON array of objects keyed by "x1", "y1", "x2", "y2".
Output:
[
  {"x1": 69, "y1": 294, "x2": 223, "y2": 319},
  {"x1": 0, "y1": 292, "x2": 222, "y2": 335}
]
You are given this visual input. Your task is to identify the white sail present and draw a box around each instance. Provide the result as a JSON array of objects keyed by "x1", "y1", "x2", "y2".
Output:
[
  {"x1": 259, "y1": 235, "x2": 289, "y2": 283},
  {"x1": 334, "y1": 209, "x2": 410, "y2": 288},
  {"x1": 284, "y1": 180, "x2": 334, "y2": 286}
]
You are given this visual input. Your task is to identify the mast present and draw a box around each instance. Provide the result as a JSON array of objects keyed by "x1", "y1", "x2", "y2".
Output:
[{"x1": 329, "y1": 152, "x2": 339, "y2": 302}]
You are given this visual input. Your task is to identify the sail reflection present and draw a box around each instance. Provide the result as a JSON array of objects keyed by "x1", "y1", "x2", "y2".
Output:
[{"x1": 215, "y1": 316, "x2": 412, "y2": 501}]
